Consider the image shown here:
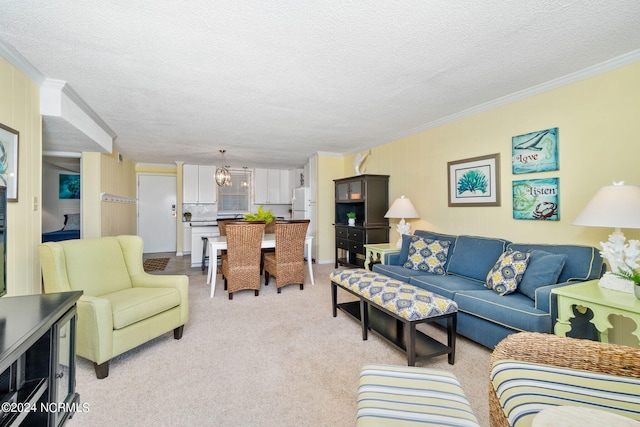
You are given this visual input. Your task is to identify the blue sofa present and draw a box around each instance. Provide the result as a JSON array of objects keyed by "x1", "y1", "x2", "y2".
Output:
[{"x1": 372, "y1": 230, "x2": 605, "y2": 349}]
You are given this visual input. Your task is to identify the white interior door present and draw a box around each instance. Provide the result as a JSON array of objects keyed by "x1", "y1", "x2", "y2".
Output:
[{"x1": 138, "y1": 174, "x2": 177, "y2": 253}]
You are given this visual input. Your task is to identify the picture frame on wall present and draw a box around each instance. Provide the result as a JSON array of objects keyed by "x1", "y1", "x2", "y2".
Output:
[
  {"x1": 59, "y1": 174, "x2": 81, "y2": 199},
  {"x1": 512, "y1": 177, "x2": 560, "y2": 220},
  {"x1": 512, "y1": 127, "x2": 559, "y2": 174},
  {"x1": 0, "y1": 123, "x2": 19, "y2": 202},
  {"x1": 447, "y1": 153, "x2": 500, "y2": 207}
]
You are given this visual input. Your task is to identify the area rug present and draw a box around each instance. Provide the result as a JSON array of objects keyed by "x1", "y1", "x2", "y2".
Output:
[{"x1": 142, "y1": 257, "x2": 170, "y2": 272}]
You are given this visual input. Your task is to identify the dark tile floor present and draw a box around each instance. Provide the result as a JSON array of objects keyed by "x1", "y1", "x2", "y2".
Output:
[{"x1": 143, "y1": 253, "x2": 204, "y2": 277}]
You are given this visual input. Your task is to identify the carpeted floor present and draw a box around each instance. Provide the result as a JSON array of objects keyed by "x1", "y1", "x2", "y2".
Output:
[
  {"x1": 68, "y1": 263, "x2": 491, "y2": 426},
  {"x1": 143, "y1": 257, "x2": 170, "y2": 272}
]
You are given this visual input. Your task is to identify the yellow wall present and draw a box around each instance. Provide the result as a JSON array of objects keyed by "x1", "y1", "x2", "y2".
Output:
[
  {"x1": 315, "y1": 153, "x2": 344, "y2": 262},
  {"x1": 81, "y1": 151, "x2": 137, "y2": 238},
  {"x1": 0, "y1": 56, "x2": 42, "y2": 295},
  {"x1": 338, "y1": 62, "x2": 640, "y2": 252}
]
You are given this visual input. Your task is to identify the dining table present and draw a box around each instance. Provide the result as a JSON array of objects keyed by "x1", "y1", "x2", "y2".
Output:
[{"x1": 206, "y1": 234, "x2": 314, "y2": 297}]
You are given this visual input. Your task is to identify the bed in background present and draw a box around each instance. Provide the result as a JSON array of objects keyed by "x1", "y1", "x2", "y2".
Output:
[{"x1": 42, "y1": 212, "x2": 80, "y2": 242}]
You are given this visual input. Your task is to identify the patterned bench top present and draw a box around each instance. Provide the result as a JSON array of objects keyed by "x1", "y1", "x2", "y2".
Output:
[{"x1": 330, "y1": 269, "x2": 458, "y2": 321}]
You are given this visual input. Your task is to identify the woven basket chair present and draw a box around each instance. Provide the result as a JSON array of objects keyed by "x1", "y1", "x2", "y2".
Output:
[
  {"x1": 489, "y1": 332, "x2": 640, "y2": 427},
  {"x1": 220, "y1": 221, "x2": 265, "y2": 300},
  {"x1": 263, "y1": 220, "x2": 310, "y2": 293}
]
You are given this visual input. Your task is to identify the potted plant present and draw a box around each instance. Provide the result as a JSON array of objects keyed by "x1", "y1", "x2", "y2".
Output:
[
  {"x1": 611, "y1": 263, "x2": 640, "y2": 299},
  {"x1": 244, "y1": 205, "x2": 276, "y2": 224},
  {"x1": 183, "y1": 211, "x2": 192, "y2": 221},
  {"x1": 347, "y1": 212, "x2": 356, "y2": 226}
]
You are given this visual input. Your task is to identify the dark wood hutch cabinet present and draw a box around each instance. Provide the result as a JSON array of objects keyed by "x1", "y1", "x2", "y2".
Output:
[
  {"x1": 0, "y1": 291, "x2": 82, "y2": 427},
  {"x1": 334, "y1": 174, "x2": 389, "y2": 268}
]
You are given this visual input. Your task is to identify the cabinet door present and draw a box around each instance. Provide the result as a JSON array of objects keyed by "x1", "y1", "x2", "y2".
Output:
[
  {"x1": 254, "y1": 168, "x2": 269, "y2": 204},
  {"x1": 183, "y1": 164, "x2": 199, "y2": 203},
  {"x1": 198, "y1": 165, "x2": 217, "y2": 203},
  {"x1": 183, "y1": 223, "x2": 192, "y2": 253},
  {"x1": 348, "y1": 179, "x2": 363, "y2": 200},
  {"x1": 267, "y1": 169, "x2": 280, "y2": 204},
  {"x1": 51, "y1": 308, "x2": 78, "y2": 427},
  {"x1": 336, "y1": 182, "x2": 350, "y2": 201},
  {"x1": 278, "y1": 169, "x2": 291, "y2": 204}
]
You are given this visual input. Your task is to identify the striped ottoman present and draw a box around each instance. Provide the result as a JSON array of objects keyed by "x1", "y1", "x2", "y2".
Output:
[{"x1": 357, "y1": 364, "x2": 480, "y2": 426}]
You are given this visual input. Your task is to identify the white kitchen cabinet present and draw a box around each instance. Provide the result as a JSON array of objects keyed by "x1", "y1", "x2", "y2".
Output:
[
  {"x1": 191, "y1": 226, "x2": 219, "y2": 267},
  {"x1": 254, "y1": 168, "x2": 291, "y2": 204},
  {"x1": 183, "y1": 164, "x2": 217, "y2": 203},
  {"x1": 182, "y1": 222, "x2": 192, "y2": 253},
  {"x1": 198, "y1": 165, "x2": 217, "y2": 203}
]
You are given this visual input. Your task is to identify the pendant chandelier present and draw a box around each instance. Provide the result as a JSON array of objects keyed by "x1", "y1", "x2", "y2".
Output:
[
  {"x1": 241, "y1": 166, "x2": 249, "y2": 188},
  {"x1": 214, "y1": 149, "x2": 231, "y2": 187}
]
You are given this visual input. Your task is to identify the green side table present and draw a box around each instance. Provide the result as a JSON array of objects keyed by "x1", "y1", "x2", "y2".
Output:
[
  {"x1": 553, "y1": 279, "x2": 640, "y2": 343},
  {"x1": 364, "y1": 243, "x2": 400, "y2": 271}
]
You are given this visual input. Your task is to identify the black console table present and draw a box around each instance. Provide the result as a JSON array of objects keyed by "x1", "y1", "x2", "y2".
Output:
[{"x1": 0, "y1": 291, "x2": 82, "y2": 426}]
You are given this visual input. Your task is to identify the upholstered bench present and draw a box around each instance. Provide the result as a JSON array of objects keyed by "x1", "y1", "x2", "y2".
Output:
[
  {"x1": 330, "y1": 269, "x2": 458, "y2": 365},
  {"x1": 357, "y1": 364, "x2": 480, "y2": 426}
]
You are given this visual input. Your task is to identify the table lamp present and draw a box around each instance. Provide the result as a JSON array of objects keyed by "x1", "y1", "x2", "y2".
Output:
[
  {"x1": 385, "y1": 195, "x2": 420, "y2": 247},
  {"x1": 572, "y1": 181, "x2": 640, "y2": 291}
]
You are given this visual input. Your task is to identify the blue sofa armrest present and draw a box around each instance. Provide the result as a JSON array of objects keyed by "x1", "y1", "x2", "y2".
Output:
[
  {"x1": 384, "y1": 252, "x2": 402, "y2": 265},
  {"x1": 535, "y1": 280, "x2": 576, "y2": 313}
]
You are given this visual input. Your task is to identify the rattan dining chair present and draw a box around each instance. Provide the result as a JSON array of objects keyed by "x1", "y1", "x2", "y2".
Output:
[
  {"x1": 263, "y1": 220, "x2": 310, "y2": 293},
  {"x1": 220, "y1": 221, "x2": 265, "y2": 300}
]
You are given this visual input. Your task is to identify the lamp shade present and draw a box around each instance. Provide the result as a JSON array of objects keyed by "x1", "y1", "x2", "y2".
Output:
[
  {"x1": 385, "y1": 195, "x2": 419, "y2": 219},
  {"x1": 572, "y1": 183, "x2": 640, "y2": 229}
]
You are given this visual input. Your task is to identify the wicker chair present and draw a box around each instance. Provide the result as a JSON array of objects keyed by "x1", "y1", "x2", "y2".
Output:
[
  {"x1": 489, "y1": 332, "x2": 640, "y2": 427},
  {"x1": 263, "y1": 220, "x2": 310, "y2": 293},
  {"x1": 220, "y1": 221, "x2": 265, "y2": 300}
]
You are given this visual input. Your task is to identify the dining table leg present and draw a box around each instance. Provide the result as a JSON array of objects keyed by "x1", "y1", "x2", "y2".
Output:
[{"x1": 306, "y1": 239, "x2": 315, "y2": 285}]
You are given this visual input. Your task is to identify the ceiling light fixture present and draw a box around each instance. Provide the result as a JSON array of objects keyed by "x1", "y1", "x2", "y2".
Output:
[
  {"x1": 241, "y1": 166, "x2": 249, "y2": 188},
  {"x1": 214, "y1": 150, "x2": 231, "y2": 187}
]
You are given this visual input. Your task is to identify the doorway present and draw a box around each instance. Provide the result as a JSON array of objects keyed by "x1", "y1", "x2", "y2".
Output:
[{"x1": 138, "y1": 174, "x2": 177, "y2": 253}]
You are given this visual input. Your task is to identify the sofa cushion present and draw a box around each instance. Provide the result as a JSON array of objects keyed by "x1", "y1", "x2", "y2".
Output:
[
  {"x1": 507, "y1": 243, "x2": 603, "y2": 283},
  {"x1": 485, "y1": 249, "x2": 530, "y2": 296},
  {"x1": 399, "y1": 231, "x2": 458, "y2": 270},
  {"x1": 517, "y1": 249, "x2": 567, "y2": 299},
  {"x1": 454, "y1": 289, "x2": 550, "y2": 333},
  {"x1": 409, "y1": 274, "x2": 484, "y2": 300},
  {"x1": 403, "y1": 237, "x2": 450, "y2": 274},
  {"x1": 102, "y1": 287, "x2": 182, "y2": 330},
  {"x1": 447, "y1": 235, "x2": 510, "y2": 282},
  {"x1": 491, "y1": 359, "x2": 640, "y2": 426},
  {"x1": 59, "y1": 236, "x2": 133, "y2": 296},
  {"x1": 372, "y1": 264, "x2": 428, "y2": 282}
]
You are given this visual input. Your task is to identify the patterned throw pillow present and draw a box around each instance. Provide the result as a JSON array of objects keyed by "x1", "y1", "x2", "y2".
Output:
[
  {"x1": 402, "y1": 237, "x2": 450, "y2": 274},
  {"x1": 485, "y1": 249, "x2": 530, "y2": 296},
  {"x1": 62, "y1": 213, "x2": 80, "y2": 231}
]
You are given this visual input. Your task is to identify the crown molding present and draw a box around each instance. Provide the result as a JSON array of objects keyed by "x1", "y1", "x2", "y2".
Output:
[
  {"x1": 370, "y1": 49, "x2": 640, "y2": 148},
  {"x1": 0, "y1": 37, "x2": 45, "y2": 85}
]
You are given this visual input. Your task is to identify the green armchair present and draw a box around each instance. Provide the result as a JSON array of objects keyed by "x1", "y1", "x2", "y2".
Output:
[{"x1": 39, "y1": 235, "x2": 189, "y2": 379}]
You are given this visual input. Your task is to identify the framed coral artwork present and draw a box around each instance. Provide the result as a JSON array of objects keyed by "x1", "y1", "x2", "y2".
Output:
[
  {"x1": 447, "y1": 153, "x2": 500, "y2": 207},
  {"x1": 0, "y1": 122, "x2": 19, "y2": 202}
]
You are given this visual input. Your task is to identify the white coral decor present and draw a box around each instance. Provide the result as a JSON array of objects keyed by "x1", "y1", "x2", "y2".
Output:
[{"x1": 598, "y1": 231, "x2": 640, "y2": 293}]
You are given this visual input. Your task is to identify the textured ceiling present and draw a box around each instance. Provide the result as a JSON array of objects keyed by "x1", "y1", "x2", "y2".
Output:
[{"x1": 1, "y1": 1, "x2": 640, "y2": 168}]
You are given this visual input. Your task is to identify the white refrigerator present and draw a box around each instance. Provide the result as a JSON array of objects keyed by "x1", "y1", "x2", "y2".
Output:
[{"x1": 292, "y1": 187, "x2": 315, "y2": 261}]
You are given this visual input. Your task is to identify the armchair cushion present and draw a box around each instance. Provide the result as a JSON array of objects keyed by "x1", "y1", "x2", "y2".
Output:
[
  {"x1": 101, "y1": 287, "x2": 181, "y2": 329},
  {"x1": 491, "y1": 359, "x2": 640, "y2": 426}
]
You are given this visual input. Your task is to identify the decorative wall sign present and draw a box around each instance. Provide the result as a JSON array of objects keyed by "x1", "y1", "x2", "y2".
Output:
[
  {"x1": 512, "y1": 178, "x2": 559, "y2": 220},
  {"x1": 59, "y1": 174, "x2": 81, "y2": 199},
  {"x1": 0, "y1": 123, "x2": 19, "y2": 202},
  {"x1": 448, "y1": 153, "x2": 500, "y2": 207},
  {"x1": 512, "y1": 127, "x2": 558, "y2": 174}
]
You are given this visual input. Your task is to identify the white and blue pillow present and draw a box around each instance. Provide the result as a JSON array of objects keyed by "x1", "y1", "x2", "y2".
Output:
[
  {"x1": 485, "y1": 249, "x2": 530, "y2": 296},
  {"x1": 402, "y1": 236, "x2": 450, "y2": 275}
]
